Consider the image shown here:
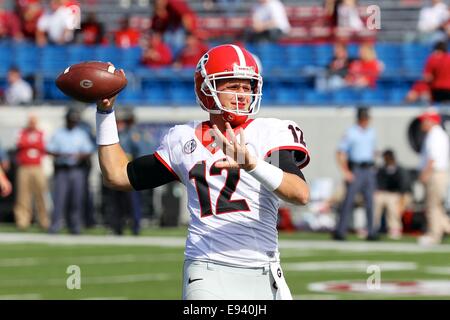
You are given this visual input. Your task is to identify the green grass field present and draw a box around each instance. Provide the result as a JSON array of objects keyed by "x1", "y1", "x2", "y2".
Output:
[{"x1": 0, "y1": 225, "x2": 449, "y2": 300}]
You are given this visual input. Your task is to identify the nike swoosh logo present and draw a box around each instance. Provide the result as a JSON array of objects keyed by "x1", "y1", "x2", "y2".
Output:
[{"x1": 188, "y1": 277, "x2": 203, "y2": 284}]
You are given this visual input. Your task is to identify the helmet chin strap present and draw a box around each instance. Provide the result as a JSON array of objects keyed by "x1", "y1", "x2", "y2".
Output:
[{"x1": 221, "y1": 111, "x2": 248, "y2": 127}]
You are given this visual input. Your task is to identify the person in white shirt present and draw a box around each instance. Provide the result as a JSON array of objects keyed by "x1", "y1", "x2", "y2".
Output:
[
  {"x1": 417, "y1": 109, "x2": 450, "y2": 245},
  {"x1": 95, "y1": 44, "x2": 311, "y2": 299},
  {"x1": 36, "y1": 0, "x2": 78, "y2": 45},
  {"x1": 417, "y1": 0, "x2": 449, "y2": 44},
  {"x1": 337, "y1": 0, "x2": 364, "y2": 32},
  {"x1": 247, "y1": 0, "x2": 291, "y2": 43},
  {"x1": 4, "y1": 67, "x2": 33, "y2": 106}
]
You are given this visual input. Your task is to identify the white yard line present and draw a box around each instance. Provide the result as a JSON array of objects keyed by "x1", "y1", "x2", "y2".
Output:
[
  {"x1": 0, "y1": 293, "x2": 41, "y2": 299},
  {"x1": 284, "y1": 261, "x2": 418, "y2": 272},
  {"x1": 1, "y1": 233, "x2": 450, "y2": 253},
  {"x1": 0, "y1": 253, "x2": 181, "y2": 268},
  {"x1": 0, "y1": 273, "x2": 171, "y2": 288},
  {"x1": 293, "y1": 294, "x2": 338, "y2": 300},
  {"x1": 0, "y1": 233, "x2": 186, "y2": 247},
  {"x1": 81, "y1": 297, "x2": 127, "y2": 300},
  {"x1": 425, "y1": 266, "x2": 450, "y2": 275}
]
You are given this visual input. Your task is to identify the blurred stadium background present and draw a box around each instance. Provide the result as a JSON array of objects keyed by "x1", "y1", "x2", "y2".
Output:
[{"x1": 0, "y1": 0, "x2": 450, "y2": 300}]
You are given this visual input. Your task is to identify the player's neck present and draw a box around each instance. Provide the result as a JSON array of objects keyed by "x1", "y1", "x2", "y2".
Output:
[{"x1": 209, "y1": 114, "x2": 226, "y2": 132}]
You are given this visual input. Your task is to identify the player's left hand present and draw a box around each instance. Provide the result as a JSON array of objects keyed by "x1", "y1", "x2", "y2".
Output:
[{"x1": 211, "y1": 122, "x2": 257, "y2": 171}]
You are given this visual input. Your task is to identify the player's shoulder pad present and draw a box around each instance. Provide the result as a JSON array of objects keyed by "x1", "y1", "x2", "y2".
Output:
[{"x1": 255, "y1": 118, "x2": 310, "y2": 169}]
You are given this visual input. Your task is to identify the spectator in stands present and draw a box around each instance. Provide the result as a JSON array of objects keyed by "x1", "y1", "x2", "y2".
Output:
[
  {"x1": 15, "y1": 0, "x2": 43, "y2": 40},
  {"x1": 334, "y1": 107, "x2": 378, "y2": 241},
  {"x1": 141, "y1": 32, "x2": 173, "y2": 68},
  {"x1": 245, "y1": 0, "x2": 291, "y2": 43},
  {"x1": 75, "y1": 12, "x2": 105, "y2": 45},
  {"x1": 14, "y1": 114, "x2": 49, "y2": 231},
  {"x1": 0, "y1": 1, "x2": 23, "y2": 41},
  {"x1": 114, "y1": 15, "x2": 140, "y2": 48},
  {"x1": 423, "y1": 41, "x2": 450, "y2": 103},
  {"x1": 46, "y1": 108, "x2": 94, "y2": 234},
  {"x1": 417, "y1": 0, "x2": 449, "y2": 44},
  {"x1": 406, "y1": 80, "x2": 432, "y2": 104},
  {"x1": 334, "y1": 0, "x2": 364, "y2": 39},
  {"x1": 4, "y1": 66, "x2": 33, "y2": 106},
  {"x1": 374, "y1": 149, "x2": 409, "y2": 240},
  {"x1": 417, "y1": 108, "x2": 450, "y2": 245},
  {"x1": 36, "y1": 0, "x2": 79, "y2": 46},
  {"x1": 104, "y1": 107, "x2": 143, "y2": 236},
  {"x1": 173, "y1": 33, "x2": 209, "y2": 68},
  {"x1": 151, "y1": 0, "x2": 198, "y2": 55},
  {"x1": 316, "y1": 42, "x2": 354, "y2": 91},
  {"x1": 346, "y1": 42, "x2": 383, "y2": 88},
  {"x1": 0, "y1": 143, "x2": 12, "y2": 198}
]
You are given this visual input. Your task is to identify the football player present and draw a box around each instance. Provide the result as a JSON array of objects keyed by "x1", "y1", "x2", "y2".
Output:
[{"x1": 96, "y1": 44, "x2": 310, "y2": 300}]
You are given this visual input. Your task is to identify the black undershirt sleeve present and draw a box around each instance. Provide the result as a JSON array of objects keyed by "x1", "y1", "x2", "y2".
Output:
[
  {"x1": 127, "y1": 154, "x2": 177, "y2": 191},
  {"x1": 266, "y1": 150, "x2": 306, "y2": 182}
]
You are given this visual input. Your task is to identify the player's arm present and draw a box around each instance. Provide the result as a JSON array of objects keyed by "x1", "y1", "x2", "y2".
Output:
[
  {"x1": 96, "y1": 97, "x2": 176, "y2": 191},
  {"x1": 267, "y1": 150, "x2": 309, "y2": 205}
]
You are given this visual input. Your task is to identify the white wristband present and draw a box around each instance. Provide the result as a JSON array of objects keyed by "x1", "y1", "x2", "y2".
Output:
[
  {"x1": 96, "y1": 111, "x2": 119, "y2": 145},
  {"x1": 247, "y1": 158, "x2": 284, "y2": 191}
]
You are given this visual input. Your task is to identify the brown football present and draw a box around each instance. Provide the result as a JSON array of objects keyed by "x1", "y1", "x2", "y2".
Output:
[{"x1": 55, "y1": 61, "x2": 127, "y2": 103}]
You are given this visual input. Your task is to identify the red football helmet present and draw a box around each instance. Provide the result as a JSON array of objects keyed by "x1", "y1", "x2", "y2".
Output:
[{"x1": 195, "y1": 44, "x2": 263, "y2": 126}]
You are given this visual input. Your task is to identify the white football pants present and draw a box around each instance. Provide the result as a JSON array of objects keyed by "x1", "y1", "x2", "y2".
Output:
[{"x1": 182, "y1": 259, "x2": 292, "y2": 300}]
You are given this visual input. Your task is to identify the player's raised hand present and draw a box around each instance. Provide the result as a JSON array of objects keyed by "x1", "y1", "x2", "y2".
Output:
[
  {"x1": 96, "y1": 62, "x2": 124, "y2": 112},
  {"x1": 211, "y1": 122, "x2": 257, "y2": 171},
  {"x1": 96, "y1": 94, "x2": 117, "y2": 111}
]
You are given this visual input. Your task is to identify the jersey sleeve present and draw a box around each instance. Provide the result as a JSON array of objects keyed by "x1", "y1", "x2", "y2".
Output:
[
  {"x1": 262, "y1": 119, "x2": 310, "y2": 169},
  {"x1": 154, "y1": 127, "x2": 181, "y2": 181}
]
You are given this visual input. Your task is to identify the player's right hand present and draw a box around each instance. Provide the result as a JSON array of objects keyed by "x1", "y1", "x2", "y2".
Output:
[{"x1": 96, "y1": 94, "x2": 117, "y2": 111}]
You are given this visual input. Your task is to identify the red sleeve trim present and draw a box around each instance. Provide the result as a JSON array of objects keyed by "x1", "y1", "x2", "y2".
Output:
[
  {"x1": 264, "y1": 146, "x2": 310, "y2": 169},
  {"x1": 154, "y1": 151, "x2": 180, "y2": 181}
]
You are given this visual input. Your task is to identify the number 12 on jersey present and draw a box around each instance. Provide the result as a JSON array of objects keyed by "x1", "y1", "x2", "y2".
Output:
[{"x1": 189, "y1": 160, "x2": 250, "y2": 217}]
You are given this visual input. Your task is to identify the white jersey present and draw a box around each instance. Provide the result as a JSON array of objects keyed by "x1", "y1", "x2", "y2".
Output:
[{"x1": 155, "y1": 118, "x2": 310, "y2": 267}]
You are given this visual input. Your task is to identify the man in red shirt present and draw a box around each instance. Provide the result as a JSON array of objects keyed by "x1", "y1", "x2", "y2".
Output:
[
  {"x1": 15, "y1": 0, "x2": 44, "y2": 40},
  {"x1": 114, "y1": 16, "x2": 140, "y2": 48},
  {"x1": 76, "y1": 12, "x2": 104, "y2": 45},
  {"x1": 346, "y1": 42, "x2": 383, "y2": 88},
  {"x1": 14, "y1": 114, "x2": 49, "y2": 231},
  {"x1": 141, "y1": 32, "x2": 173, "y2": 68},
  {"x1": 0, "y1": 3, "x2": 23, "y2": 41},
  {"x1": 173, "y1": 33, "x2": 208, "y2": 68},
  {"x1": 151, "y1": 0, "x2": 198, "y2": 53},
  {"x1": 423, "y1": 41, "x2": 450, "y2": 103},
  {"x1": 406, "y1": 80, "x2": 431, "y2": 104},
  {"x1": 151, "y1": 0, "x2": 197, "y2": 35}
]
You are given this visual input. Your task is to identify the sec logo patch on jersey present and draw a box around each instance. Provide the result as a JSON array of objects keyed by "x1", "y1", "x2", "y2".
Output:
[{"x1": 183, "y1": 139, "x2": 197, "y2": 154}]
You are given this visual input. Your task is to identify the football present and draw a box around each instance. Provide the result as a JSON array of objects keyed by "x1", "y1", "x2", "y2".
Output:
[{"x1": 55, "y1": 61, "x2": 127, "y2": 103}]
